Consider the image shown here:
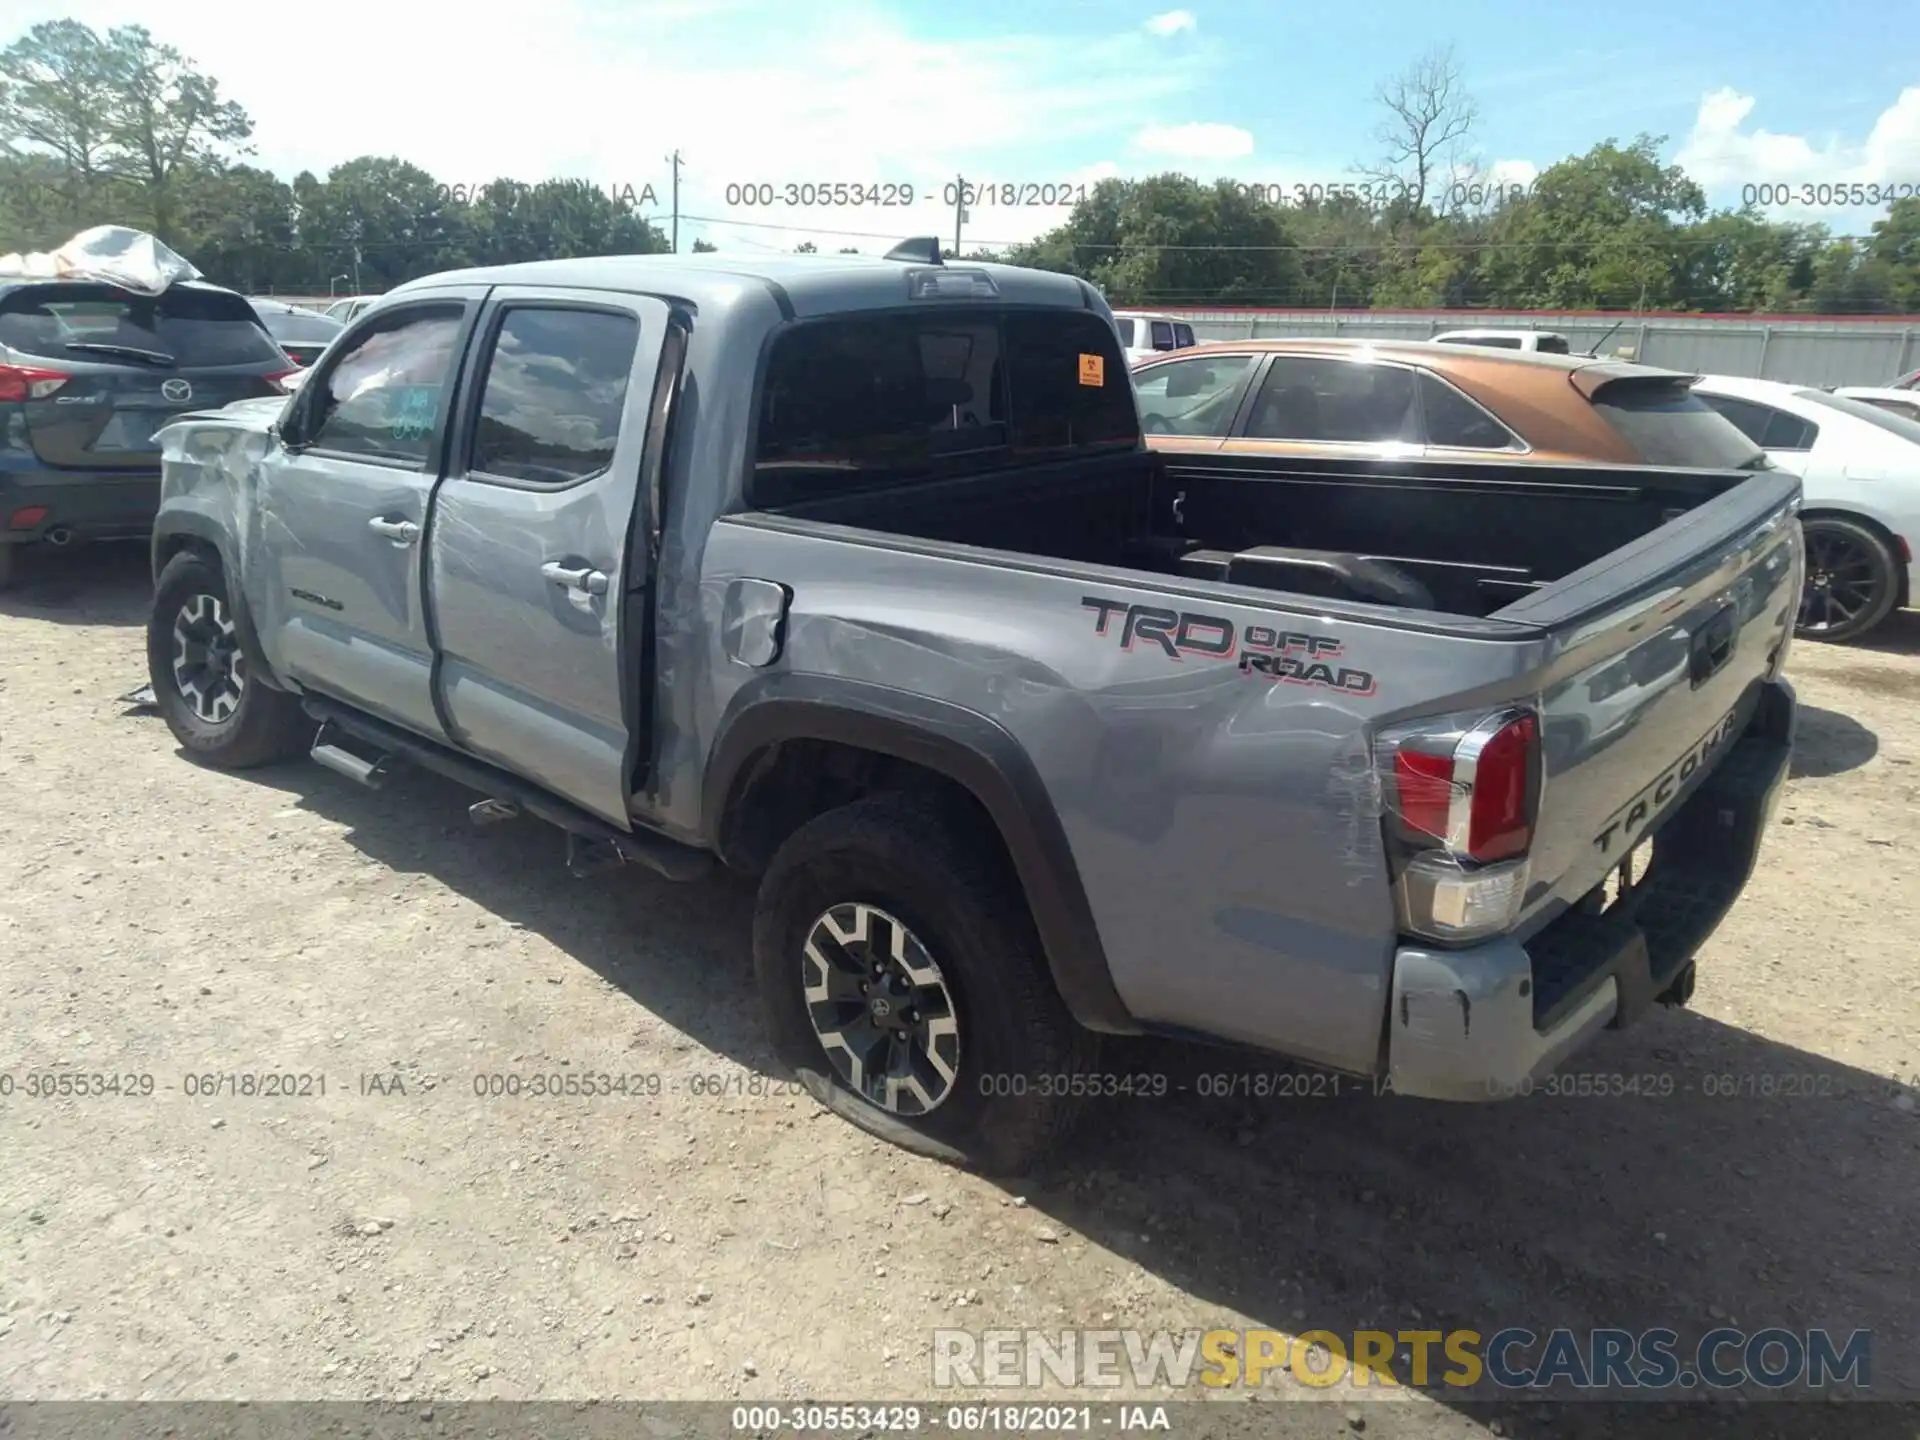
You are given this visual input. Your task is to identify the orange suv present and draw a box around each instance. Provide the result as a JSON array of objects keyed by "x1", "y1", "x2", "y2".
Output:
[{"x1": 1131, "y1": 338, "x2": 1767, "y2": 469}]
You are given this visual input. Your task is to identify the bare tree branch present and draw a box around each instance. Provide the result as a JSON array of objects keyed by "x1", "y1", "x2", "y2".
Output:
[{"x1": 1361, "y1": 44, "x2": 1479, "y2": 217}]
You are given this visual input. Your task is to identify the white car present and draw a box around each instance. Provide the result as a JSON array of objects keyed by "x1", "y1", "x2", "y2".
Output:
[
  {"x1": 1431, "y1": 328, "x2": 1573, "y2": 354},
  {"x1": 323, "y1": 295, "x2": 380, "y2": 323},
  {"x1": 1833, "y1": 386, "x2": 1920, "y2": 424},
  {"x1": 1692, "y1": 374, "x2": 1920, "y2": 641},
  {"x1": 1112, "y1": 310, "x2": 1196, "y2": 367}
]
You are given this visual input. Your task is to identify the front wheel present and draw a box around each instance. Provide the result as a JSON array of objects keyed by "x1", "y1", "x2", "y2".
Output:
[
  {"x1": 147, "y1": 550, "x2": 312, "y2": 768},
  {"x1": 1796, "y1": 517, "x2": 1900, "y2": 643},
  {"x1": 752, "y1": 793, "x2": 1099, "y2": 1175}
]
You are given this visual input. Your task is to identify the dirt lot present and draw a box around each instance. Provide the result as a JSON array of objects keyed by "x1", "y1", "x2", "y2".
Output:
[{"x1": 2, "y1": 543, "x2": 1916, "y2": 1432}]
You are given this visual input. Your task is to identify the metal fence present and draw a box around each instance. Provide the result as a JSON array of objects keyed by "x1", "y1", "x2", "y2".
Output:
[
  {"x1": 260, "y1": 294, "x2": 1920, "y2": 388},
  {"x1": 1160, "y1": 309, "x2": 1920, "y2": 388}
]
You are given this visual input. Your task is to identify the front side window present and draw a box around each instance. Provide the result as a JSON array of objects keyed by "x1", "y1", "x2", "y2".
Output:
[
  {"x1": 1132, "y1": 354, "x2": 1254, "y2": 437},
  {"x1": 1173, "y1": 322, "x2": 1196, "y2": 348},
  {"x1": 1149, "y1": 320, "x2": 1175, "y2": 350},
  {"x1": 1244, "y1": 356, "x2": 1419, "y2": 444},
  {"x1": 751, "y1": 307, "x2": 1134, "y2": 503},
  {"x1": 305, "y1": 305, "x2": 464, "y2": 463},
  {"x1": 469, "y1": 307, "x2": 639, "y2": 485}
]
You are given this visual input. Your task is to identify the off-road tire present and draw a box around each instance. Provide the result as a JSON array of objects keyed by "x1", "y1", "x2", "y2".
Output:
[
  {"x1": 753, "y1": 792, "x2": 1099, "y2": 1175},
  {"x1": 148, "y1": 550, "x2": 311, "y2": 769},
  {"x1": 1796, "y1": 515, "x2": 1899, "y2": 644}
]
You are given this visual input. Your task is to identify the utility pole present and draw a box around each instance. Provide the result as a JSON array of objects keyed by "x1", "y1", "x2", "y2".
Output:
[
  {"x1": 952, "y1": 172, "x2": 967, "y2": 259},
  {"x1": 666, "y1": 150, "x2": 683, "y2": 252}
]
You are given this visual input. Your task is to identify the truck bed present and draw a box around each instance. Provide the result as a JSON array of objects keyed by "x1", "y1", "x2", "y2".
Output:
[{"x1": 761, "y1": 447, "x2": 1760, "y2": 619}]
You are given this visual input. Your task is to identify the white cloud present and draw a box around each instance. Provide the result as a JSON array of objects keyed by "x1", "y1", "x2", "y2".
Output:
[
  {"x1": 6, "y1": 0, "x2": 1212, "y2": 259},
  {"x1": 1145, "y1": 9, "x2": 1197, "y2": 36},
  {"x1": 1131, "y1": 122, "x2": 1255, "y2": 160},
  {"x1": 1676, "y1": 85, "x2": 1920, "y2": 223}
]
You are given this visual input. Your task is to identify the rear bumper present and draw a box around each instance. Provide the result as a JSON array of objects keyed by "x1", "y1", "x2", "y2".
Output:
[
  {"x1": 0, "y1": 468, "x2": 160, "y2": 544},
  {"x1": 1386, "y1": 677, "x2": 1796, "y2": 1101}
]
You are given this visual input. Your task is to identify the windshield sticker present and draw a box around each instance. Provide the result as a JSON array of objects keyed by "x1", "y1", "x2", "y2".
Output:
[
  {"x1": 1081, "y1": 596, "x2": 1376, "y2": 697},
  {"x1": 1078, "y1": 353, "x2": 1105, "y2": 387}
]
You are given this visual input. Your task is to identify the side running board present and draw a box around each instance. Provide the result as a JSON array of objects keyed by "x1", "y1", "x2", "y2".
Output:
[{"x1": 301, "y1": 698, "x2": 713, "y2": 883}]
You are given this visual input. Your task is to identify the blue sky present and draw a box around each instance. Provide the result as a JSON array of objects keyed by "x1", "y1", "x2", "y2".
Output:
[{"x1": 15, "y1": 0, "x2": 1920, "y2": 252}]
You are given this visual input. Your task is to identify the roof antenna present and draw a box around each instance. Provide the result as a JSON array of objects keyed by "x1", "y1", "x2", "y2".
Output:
[
  {"x1": 884, "y1": 237, "x2": 944, "y2": 265},
  {"x1": 1585, "y1": 318, "x2": 1625, "y2": 358}
]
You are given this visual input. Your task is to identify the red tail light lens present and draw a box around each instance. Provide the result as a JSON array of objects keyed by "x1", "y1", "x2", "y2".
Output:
[
  {"x1": 1387, "y1": 710, "x2": 1540, "y2": 862},
  {"x1": 0, "y1": 363, "x2": 71, "y2": 402},
  {"x1": 1462, "y1": 713, "x2": 1537, "y2": 862}
]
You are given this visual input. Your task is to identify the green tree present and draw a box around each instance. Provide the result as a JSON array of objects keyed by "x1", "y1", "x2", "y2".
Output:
[
  {"x1": 691, "y1": 237, "x2": 717, "y2": 252},
  {"x1": 101, "y1": 24, "x2": 251, "y2": 242},
  {"x1": 1474, "y1": 136, "x2": 1706, "y2": 309},
  {"x1": 0, "y1": 20, "x2": 131, "y2": 237}
]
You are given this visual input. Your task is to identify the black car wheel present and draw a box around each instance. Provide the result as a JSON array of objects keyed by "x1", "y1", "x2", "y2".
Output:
[
  {"x1": 147, "y1": 550, "x2": 312, "y2": 768},
  {"x1": 753, "y1": 793, "x2": 1099, "y2": 1175},
  {"x1": 1796, "y1": 516, "x2": 1899, "y2": 643}
]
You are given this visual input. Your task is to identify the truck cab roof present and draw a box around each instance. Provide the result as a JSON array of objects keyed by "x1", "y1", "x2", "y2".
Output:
[{"x1": 387, "y1": 247, "x2": 1108, "y2": 322}]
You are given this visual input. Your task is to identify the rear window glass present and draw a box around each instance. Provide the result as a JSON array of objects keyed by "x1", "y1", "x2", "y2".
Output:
[
  {"x1": 0, "y1": 284, "x2": 283, "y2": 367},
  {"x1": 1534, "y1": 335, "x2": 1572, "y2": 354},
  {"x1": 1593, "y1": 382, "x2": 1767, "y2": 468},
  {"x1": 1440, "y1": 335, "x2": 1523, "y2": 349},
  {"x1": 751, "y1": 307, "x2": 1136, "y2": 504},
  {"x1": 1114, "y1": 317, "x2": 1135, "y2": 347}
]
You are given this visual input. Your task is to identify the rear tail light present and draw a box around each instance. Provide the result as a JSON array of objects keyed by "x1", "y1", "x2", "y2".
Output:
[
  {"x1": 0, "y1": 363, "x2": 71, "y2": 401},
  {"x1": 8, "y1": 505, "x2": 50, "y2": 531},
  {"x1": 1377, "y1": 708, "x2": 1542, "y2": 944}
]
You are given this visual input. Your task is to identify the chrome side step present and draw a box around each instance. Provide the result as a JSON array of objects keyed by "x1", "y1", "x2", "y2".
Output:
[{"x1": 310, "y1": 724, "x2": 390, "y2": 788}]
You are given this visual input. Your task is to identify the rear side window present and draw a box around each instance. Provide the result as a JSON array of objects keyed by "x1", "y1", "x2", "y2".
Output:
[
  {"x1": 305, "y1": 305, "x2": 464, "y2": 464},
  {"x1": 470, "y1": 307, "x2": 640, "y2": 485},
  {"x1": 1173, "y1": 323, "x2": 1195, "y2": 348},
  {"x1": 0, "y1": 284, "x2": 283, "y2": 367},
  {"x1": 1114, "y1": 317, "x2": 1136, "y2": 347},
  {"x1": 1150, "y1": 320, "x2": 1175, "y2": 350},
  {"x1": 1244, "y1": 356, "x2": 1419, "y2": 444},
  {"x1": 1534, "y1": 335, "x2": 1572, "y2": 354},
  {"x1": 752, "y1": 307, "x2": 1135, "y2": 504},
  {"x1": 1419, "y1": 372, "x2": 1521, "y2": 449},
  {"x1": 1593, "y1": 381, "x2": 1767, "y2": 468},
  {"x1": 1439, "y1": 335, "x2": 1523, "y2": 350}
]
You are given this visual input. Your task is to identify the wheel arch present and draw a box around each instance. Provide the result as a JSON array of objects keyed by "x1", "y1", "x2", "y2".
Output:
[
  {"x1": 1799, "y1": 506, "x2": 1911, "y2": 610},
  {"x1": 151, "y1": 515, "x2": 290, "y2": 692},
  {"x1": 703, "y1": 674, "x2": 1139, "y2": 1035}
]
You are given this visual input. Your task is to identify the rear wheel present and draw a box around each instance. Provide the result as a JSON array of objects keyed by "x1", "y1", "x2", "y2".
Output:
[
  {"x1": 752, "y1": 793, "x2": 1099, "y2": 1175},
  {"x1": 1796, "y1": 516, "x2": 1899, "y2": 643},
  {"x1": 147, "y1": 550, "x2": 311, "y2": 768}
]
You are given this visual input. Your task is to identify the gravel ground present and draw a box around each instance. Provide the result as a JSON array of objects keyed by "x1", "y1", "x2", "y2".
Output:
[{"x1": 2, "y1": 543, "x2": 1916, "y2": 1434}]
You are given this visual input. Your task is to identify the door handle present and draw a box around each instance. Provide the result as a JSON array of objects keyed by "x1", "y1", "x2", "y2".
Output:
[
  {"x1": 541, "y1": 561, "x2": 609, "y2": 596},
  {"x1": 368, "y1": 516, "x2": 420, "y2": 544}
]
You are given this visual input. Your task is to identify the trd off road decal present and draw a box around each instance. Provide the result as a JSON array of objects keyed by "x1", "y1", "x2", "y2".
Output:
[{"x1": 1081, "y1": 596, "x2": 1376, "y2": 697}]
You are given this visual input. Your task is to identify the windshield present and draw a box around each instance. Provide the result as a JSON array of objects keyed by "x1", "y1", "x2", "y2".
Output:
[
  {"x1": 1797, "y1": 389, "x2": 1920, "y2": 446},
  {"x1": 1592, "y1": 379, "x2": 1768, "y2": 469}
]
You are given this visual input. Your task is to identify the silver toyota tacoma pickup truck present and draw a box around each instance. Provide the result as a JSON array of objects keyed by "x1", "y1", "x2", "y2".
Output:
[{"x1": 144, "y1": 239, "x2": 1801, "y2": 1173}]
